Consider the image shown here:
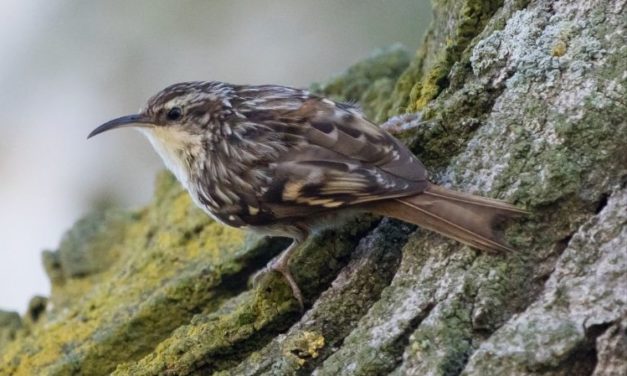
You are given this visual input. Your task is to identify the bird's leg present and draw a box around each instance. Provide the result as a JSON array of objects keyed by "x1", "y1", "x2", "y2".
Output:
[{"x1": 270, "y1": 239, "x2": 305, "y2": 311}]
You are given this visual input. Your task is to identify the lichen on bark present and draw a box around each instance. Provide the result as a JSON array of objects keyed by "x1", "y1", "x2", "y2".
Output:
[{"x1": 1, "y1": 0, "x2": 626, "y2": 375}]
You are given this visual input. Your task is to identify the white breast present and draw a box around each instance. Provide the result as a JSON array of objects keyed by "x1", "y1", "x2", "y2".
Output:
[
  {"x1": 138, "y1": 128, "x2": 231, "y2": 226},
  {"x1": 138, "y1": 127, "x2": 201, "y2": 191}
]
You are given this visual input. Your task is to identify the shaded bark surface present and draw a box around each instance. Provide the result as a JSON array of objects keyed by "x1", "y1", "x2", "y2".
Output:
[{"x1": 1, "y1": 1, "x2": 626, "y2": 375}]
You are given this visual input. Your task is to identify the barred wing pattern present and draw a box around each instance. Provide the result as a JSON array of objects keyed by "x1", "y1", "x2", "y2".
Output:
[{"x1": 224, "y1": 85, "x2": 429, "y2": 225}]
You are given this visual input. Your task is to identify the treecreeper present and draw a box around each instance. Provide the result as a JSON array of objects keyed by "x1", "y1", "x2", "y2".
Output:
[{"x1": 89, "y1": 81, "x2": 527, "y2": 310}]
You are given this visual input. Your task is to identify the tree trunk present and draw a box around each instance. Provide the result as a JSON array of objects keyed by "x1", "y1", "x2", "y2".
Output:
[{"x1": 1, "y1": 1, "x2": 625, "y2": 375}]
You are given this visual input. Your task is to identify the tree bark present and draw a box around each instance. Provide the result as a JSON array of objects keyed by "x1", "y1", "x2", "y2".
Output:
[{"x1": 1, "y1": 1, "x2": 626, "y2": 375}]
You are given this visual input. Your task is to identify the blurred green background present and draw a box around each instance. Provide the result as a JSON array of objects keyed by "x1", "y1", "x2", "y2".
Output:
[{"x1": 0, "y1": 0, "x2": 432, "y2": 312}]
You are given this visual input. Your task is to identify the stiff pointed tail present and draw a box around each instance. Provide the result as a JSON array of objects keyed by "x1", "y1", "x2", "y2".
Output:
[{"x1": 368, "y1": 184, "x2": 527, "y2": 252}]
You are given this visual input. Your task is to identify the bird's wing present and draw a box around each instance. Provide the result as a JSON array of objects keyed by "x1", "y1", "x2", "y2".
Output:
[{"x1": 232, "y1": 85, "x2": 429, "y2": 222}]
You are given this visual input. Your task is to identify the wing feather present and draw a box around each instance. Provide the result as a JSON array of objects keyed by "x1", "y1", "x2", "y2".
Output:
[{"x1": 231, "y1": 85, "x2": 429, "y2": 222}]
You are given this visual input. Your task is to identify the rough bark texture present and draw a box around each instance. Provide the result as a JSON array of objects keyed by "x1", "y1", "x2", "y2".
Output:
[{"x1": 1, "y1": 0, "x2": 626, "y2": 375}]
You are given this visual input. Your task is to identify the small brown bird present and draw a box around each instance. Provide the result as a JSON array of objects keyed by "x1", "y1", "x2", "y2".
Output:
[{"x1": 89, "y1": 81, "x2": 526, "y2": 309}]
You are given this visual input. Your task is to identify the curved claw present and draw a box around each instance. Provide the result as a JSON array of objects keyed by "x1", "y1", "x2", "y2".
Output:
[
  {"x1": 271, "y1": 263, "x2": 305, "y2": 312},
  {"x1": 250, "y1": 239, "x2": 306, "y2": 312}
]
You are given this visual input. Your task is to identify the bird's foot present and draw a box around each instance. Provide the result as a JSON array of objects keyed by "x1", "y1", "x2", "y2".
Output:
[
  {"x1": 250, "y1": 260, "x2": 304, "y2": 312},
  {"x1": 271, "y1": 259, "x2": 305, "y2": 312},
  {"x1": 251, "y1": 239, "x2": 305, "y2": 312}
]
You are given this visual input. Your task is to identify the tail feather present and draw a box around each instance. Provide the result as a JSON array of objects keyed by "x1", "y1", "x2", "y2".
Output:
[
  {"x1": 422, "y1": 185, "x2": 529, "y2": 215},
  {"x1": 368, "y1": 184, "x2": 526, "y2": 252}
]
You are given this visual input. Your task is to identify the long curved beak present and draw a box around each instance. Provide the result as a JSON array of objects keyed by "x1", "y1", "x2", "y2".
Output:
[{"x1": 88, "y1": 114, "x2": 153, "y2": 139}]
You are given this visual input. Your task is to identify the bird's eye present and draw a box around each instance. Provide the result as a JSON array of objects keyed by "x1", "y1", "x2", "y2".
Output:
[{"x1": 166, "y1": 107, "x2": 183, "y2": 121}]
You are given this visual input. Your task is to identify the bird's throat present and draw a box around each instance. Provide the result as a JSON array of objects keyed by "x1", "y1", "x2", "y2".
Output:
[{"x1": 139, "y1": 128, "x2": 203, "y2": 190}]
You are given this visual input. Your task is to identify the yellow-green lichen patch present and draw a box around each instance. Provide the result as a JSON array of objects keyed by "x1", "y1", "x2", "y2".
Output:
[
  {"x1": 0, "y1": 311, "x2": 22, "y2": 353},
  {"x1": 551, "y1": 40, "x2": 568, "y2": 57},
  {"x1": 112, "y1": 276, "x2": 298, "y2": 376},
  {"x1": 1, "y1": 0, "x2": 625, "y2": 373},
  {"x1": 220, "y1": 219, "x2": 411, "y2": 375},
  {"x1": 0, "y1": 172, "x2": 251, "y2": 376},
  {"x1": 282, "y1": 331, "x2": 325, "y2": 367},
  {"x1": 1, "y1": 39, "x2": 409, "y2": 374},
  {"x1": 112, "y1": 217, "x2": 376, "y2": 375},
  {"x1": 388, "y1": 0, "x2": 504, "y2": 116}
]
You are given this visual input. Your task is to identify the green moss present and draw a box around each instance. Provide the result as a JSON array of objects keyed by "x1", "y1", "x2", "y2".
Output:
[
  {"x1": 5, "y1": 0, "x2": 624, "y2": 374},
  {"x1": 409, "y1": 299, "x2": 474, "y2": 376},
  {"x1": 388, "y1": 0, "x2": 504, "y2": 117},
  {"x1": 0, "y1": 172, "x2": 250, "y2": 375},
  {"x1": 0, "y1": 44, "x2": 399, "y2": 373},
  {"x1": 113, "y1": 278, "x2": 297, "y2": 375},
  {"x1": 112, "y1": 217, "x2": 376, "y2": 375},
  {"x1": 0, "y1": 311, "x2": 21, "y2": 353},
  {"x1": 220, "y1": 219, "x2": 410, "y2": 375},
  {"x1": 312, "y1": 44, "x2": 411, "y2": 122}
]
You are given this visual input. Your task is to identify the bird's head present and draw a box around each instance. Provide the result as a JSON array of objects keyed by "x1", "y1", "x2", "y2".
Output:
[
  {"x1": 88, "y1": 81, "x2": 232, "y2": 141},
  {"x1": 89, "y1": 81, "x2": 234, "y2": 184}
]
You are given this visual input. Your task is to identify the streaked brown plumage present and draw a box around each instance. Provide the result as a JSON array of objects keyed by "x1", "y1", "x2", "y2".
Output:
[{"x1": 89, "y1": 81, "x2": 527, "y2": 310}]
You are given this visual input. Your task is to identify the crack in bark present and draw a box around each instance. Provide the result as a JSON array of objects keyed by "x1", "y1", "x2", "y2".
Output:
[{"x1": 388, "y1": 301, "x2": 437, "y2": 373}]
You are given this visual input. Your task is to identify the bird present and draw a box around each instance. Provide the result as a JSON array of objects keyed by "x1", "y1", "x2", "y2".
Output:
[{"x1": 89, "y1": 81, "x2": 527, "y2": 310}]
